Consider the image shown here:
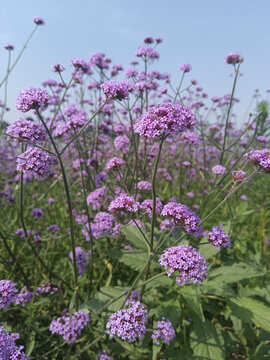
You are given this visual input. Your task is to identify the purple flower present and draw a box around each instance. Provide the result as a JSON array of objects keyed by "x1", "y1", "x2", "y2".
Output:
[
  {"x1": 71, "y1": 58, "x2": 90, "y2": 73},
  {"x1": 114, "y1": 135, "x2": 130, "y2": 151},
  {"x1": 159, "y1": 245, "x2": 208, "y2": 286},
  {"x1": 208, "y1": 225, "x2": 231, "y2": 249},
  {"x1": 86, "y1": 187, "x2": 106, "y2": 210},
  {"x1": 36, "y1": 282, "x2": 58, "y2": 296},
  {"x1": 16, "y1": 147, "x2": 57, "y2": 180},
  {"x1": 97, "y1": 350, "x2": 112, "y2": 360},
  {"x1": 106, "y1": 157, "x2": 125, "y2": 171},
  {"x1": 143, "y1": 36, "x2": 154, "y2": 44},
  {"x1": 0, "y1": 326, "x2": 29, "y2": 359},
  {"x1": 232, "y1": 170, "x2": 246, "y2": 182},
  {"x1": 47, "y1": 224, "x2": 60, "y2": 233},
  {"x1": 106, "y1": 301, "x2": 148, "y2": 342},
  {"x1": 91, "y1": 212, "x2": 120, "y2": 238},
  {"x1": 15, "y1": 286, "x2": 33, "y2": 307},
  {"x1": 4, "y1": 44, "x2": 14, "y2": 50},
  {"x1": 69, "y1": 247, "x2": 91, "y2": 275},
  {"x1": 0, "y1": 280, "x2": 18, "y2": 308},
  {"x1": 179, "y1": 64, "x2": 192, "y2": 72},
  {"x1": 6, "y1": 119, "x2": 47, "y2": 144},
  {"x1": 16, "y1": 88, "x2": 50, "y2": 112},
  {"x1": 212, "y1": 164, "x2": 226, "y2": 175},
  {"x1": 225, "y1": 53, "x2": 243, "y2": 65},
  {"x1": 240, "y1": 194, "x2": 248, "y2": 201},
  {"x1": 244, "y1": 148, "x2": 270, "y2": 174},
  {"x1": 141, "y1": 198, "x2": 162, "y2": 218},
  {"x1": 108, "y1": 194, "x2": 141, "y2": 213},
  {"x1": 101, "y1": 81, "x2": 129, "y2": 101},
  {"x1": 134, "y1": 103, "x2": 197, "y2": 139},
  {"x1": 136, "y1": 180, "x2": 152, "y2": 190},
  {"x1": 50, "y1": 311, "x2": 90, "y2": 343},
  {"x1": 33, "y1": 17, "x2": 45, "y2": 25},
  {"x1": 31, "y1": 208, "x2": 44, "y2": 219},
  {"x1": 161, "y1": 202, "x2": 202, "y2": 237},
  {"x1": 52, "y1": 63, "x2": 65, "y2": 72},
  {"x1": 152, "y1": 318, "x2": 176, "y2": 345},
  {"x1": 135, "y1": 46, "x2": 159, "y2": 60}
]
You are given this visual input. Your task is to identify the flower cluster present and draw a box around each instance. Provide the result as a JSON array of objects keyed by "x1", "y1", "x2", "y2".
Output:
[
  {"x1": 0, "y1": 280, "x2": 18, "y2": 309},
  {"x1": 33, "y1": 17, "x2": 45, "y2": 25},
  {"x1": 16, "y1": 147, "x2": 57, "y2": 180},
  {"x1": 208, "y1": 225, "x2": 231, "y2": 249},
  {"x1": 232, "y1": 170, "x2": 246, "y2": 182},
  {"x1": 97, "y1": 350, "x2": 112, "y2": 360},
  {"x1": 50, "y1": 311, "x2": 90, "y2": 343},
  {"x1": 225, "y1": 53, "x2": 243, "y2": 65},
  {"x1": 114, "y1": 135, "x2": 130, "y2": 151},
  {"x1": 244, "y1": 148, "x2": 270, "y2": 174},
  {"x1": 86, "y1": 187, "x2": 107, "y2": 210},
  {"x1": 159, "y1": 245, "x2": 208, "y2": 286},
  {"x1": 69, "y1": 247, "x2": 91, "y2": 275},
  {"x1": 141, "y1": 198, "x2": 162, "y2": 218},
  {"x1": 6, "y1": 119, "x2": 47, "y2": 144},
  {"x1": 101, "y1": 81, "x2": 129, "y2": 101},
  {"x1": 134, "y1": 103, "x2": 197, "y2": 139},
  {"x1": 16, "y1": 88, "x2": 50, "y2": 112},
  {"x1": 212, "y1": 164, "x2": 226, "y2": 175},
  {"x1": 91, "y1": 212, "x2": 120, "y2": 238},
  {"x1": 179, "y1": 63, "x2": 192, "y2": 72},
  {"x1": 135, "y1": 46, "x2": 159, "y2": 60},
  {"x1": 31, "y1": 208, "x2": 44, "y2": 219},
  {"x1": 106, "y1": 301, "x2": 148, "y2": 342},
  {"x1": 136, "y1": 180, "x2": 152, "y2": 190},
  {"x1": 161, "y1": 202, "x2": 202, "y2": 237},
  {"x1": 108, "y1": 194, "x2": 141, "y2": 213},
  {"x1": 152, "y1": 318, "x2": 176, "y2": 345},
  {"x1": 106, "y1": 157, "x2": 125, "y2": 171},
  {"x1": 0, "y1": 326, "x2": 29, "y2": 360}
]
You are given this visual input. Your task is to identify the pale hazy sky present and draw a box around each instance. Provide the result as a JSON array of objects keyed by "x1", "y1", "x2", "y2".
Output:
[{"x1": 1, "y1": 0, "x2": 270, "y2": 123}]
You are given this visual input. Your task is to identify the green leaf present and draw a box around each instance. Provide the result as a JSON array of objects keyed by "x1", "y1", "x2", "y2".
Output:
[
  {"x1": 201, "y1": 280, "x2": 236, "y2": 298},
  {"x1": 104, "y1": 248, "x2": 148, "y2": 271},
  {"x1": 208, "y1": 263, "x2": 264, "y2": 283},
  {"x1": 227, "y1": 297, "x2": 270, "y2": 332},
  {"x1": 181, "y1": 286, "x2": 204, "y2": 322},
  {"x1": 82, "y1": 286, "x2": 126, "y2": 313},
  {"x1": 248, "y1": 341, "x2": 270, "y2": 360},
  {"x1": 121, "y1": 224, "x2": 148, "y2": 250},
  {"x1": 190, "y1": 319, "x2": 225, "y2": 359}
]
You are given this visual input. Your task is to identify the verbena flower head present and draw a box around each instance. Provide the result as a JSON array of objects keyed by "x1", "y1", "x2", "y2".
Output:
[
  {"x1": 16, "y1": 147, "x2": 57, "y2": 180},
  {"x1": 136, "y1": 180, "x2": 152, "y2": 190},
  {"x1": 161, "y1": 202, "x2": 202, "y2": 237},
  {"x1": 232, "y1": 170, "x2": 246, "y2": 182},
  {"x1": 141, "y1": 198, "x2": 162, "y2": 218},
  {"x1": 159, "y1": 245, "x2": 208, "y2": 286},
  {"x1": 52, "y1": 63, "x2": 65, "y2": 72},
  {"x1": 33, "y1": 17, "x2": 45, "y2": 25},
  {"x1": 4, "y1": 44, "x2": 14, "y2": 50},
  {"x1": 97, "y1": 350, "x2": 112, "y2": 360},
  {"x1": 179, "y1": 64, "x2": 192, "y2": 72},
  {"x1": 244, "y1": 148, "x2": 270, "y2": 174},
  {"x1": 16, "y1": 88, "x2": 50, "y2": 112},
  {"x1": 92, "y1": 212, "x2": 120, "y2": 238},
  {"x1": 101, "y1": 81, "x2": 129, "y2": 101},
  {"x1": 31, "y1": 208, "x2": 44, "y2": 219},
  {"x1": 108, "y1": 194, "x2": 141, "y2": 213},
  {"x1": 15, "y1": 286, "x2": 33, "y2": 307},
  {"x1": 135, "y1": 46, "x2": 159, "y2": 60},
  {"x1": 0, "y1": 326, "x2": 29, "y2": 360},
  {"x1": 106, "y1": 157, "x2": 125, "y2": 171},
  {"x1": 6, "y1": 119, "x2": 47, "y2": 144},
  {"x1": 69, "y1": 247, "x2": 91, "y2": 275},
  {"x1": 134, "y1": 103, "x2": 197, "y2": 139},
  {"x1": 152, "y1": 318, "x2": 176, "y2": 345},
  {"x1": 0, "y1": 280, "x2": 18, "y2": 309},
  {"x1": 50, "y1": 311, "x2": 90, "y2": 343},
  {"x1": 208, "y1": 225, "x2": 231, "y2": 249},
  {"x1": 86, "y1": 187, "x2": 107, "y2": 210},
  {"x1": 114, "y1": 135, "x2": 130, "y2": 151},
  {"x1": 212, "y1": 164, "x2": 226, "y2": 175},
  {"x1": 225, "y1": 53, "x2": 243, "y2": 65},
  {"x1": 106, "y1": 301, "x2": 148, "y2": 342},
  {"x1": 71, "y1": 58, "x2": 90, "y2": 73}
]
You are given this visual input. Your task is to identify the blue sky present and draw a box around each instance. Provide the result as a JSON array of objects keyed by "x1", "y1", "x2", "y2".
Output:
[{"x1": 1, "y1": 0, "x2": 270, "y2": 123}]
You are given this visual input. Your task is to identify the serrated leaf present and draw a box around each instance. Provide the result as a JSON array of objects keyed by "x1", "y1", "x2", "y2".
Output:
[
  {"x1": 181, "y1": 286, "x2": 204, "y2": 322},
  {"x1": 227, "y1": 297, "x2": 270, "y2": 332},
  {"x1": 121, "y1": 224, "x2": 148, "y2": 250},
  {"x1": 201, "y1": 280, "x2": 236, "y2": 298},
  {"x1": 190, "y1": 319, "x2": 225, "y2": 359},
  {"x1": 208, "y1": 263, "x2": 264, "y2": 283},
  {"x1": 104, "y1": 248, "x2": 148, "y2": 271},
  {"x1": 82, "y1": 286, "x2": 126, "y2": 313}
]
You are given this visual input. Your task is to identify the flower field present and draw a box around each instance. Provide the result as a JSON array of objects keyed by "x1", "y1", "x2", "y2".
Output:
[{"x1": 1, "y1": 18, "x2": 270, "y2": 360}]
